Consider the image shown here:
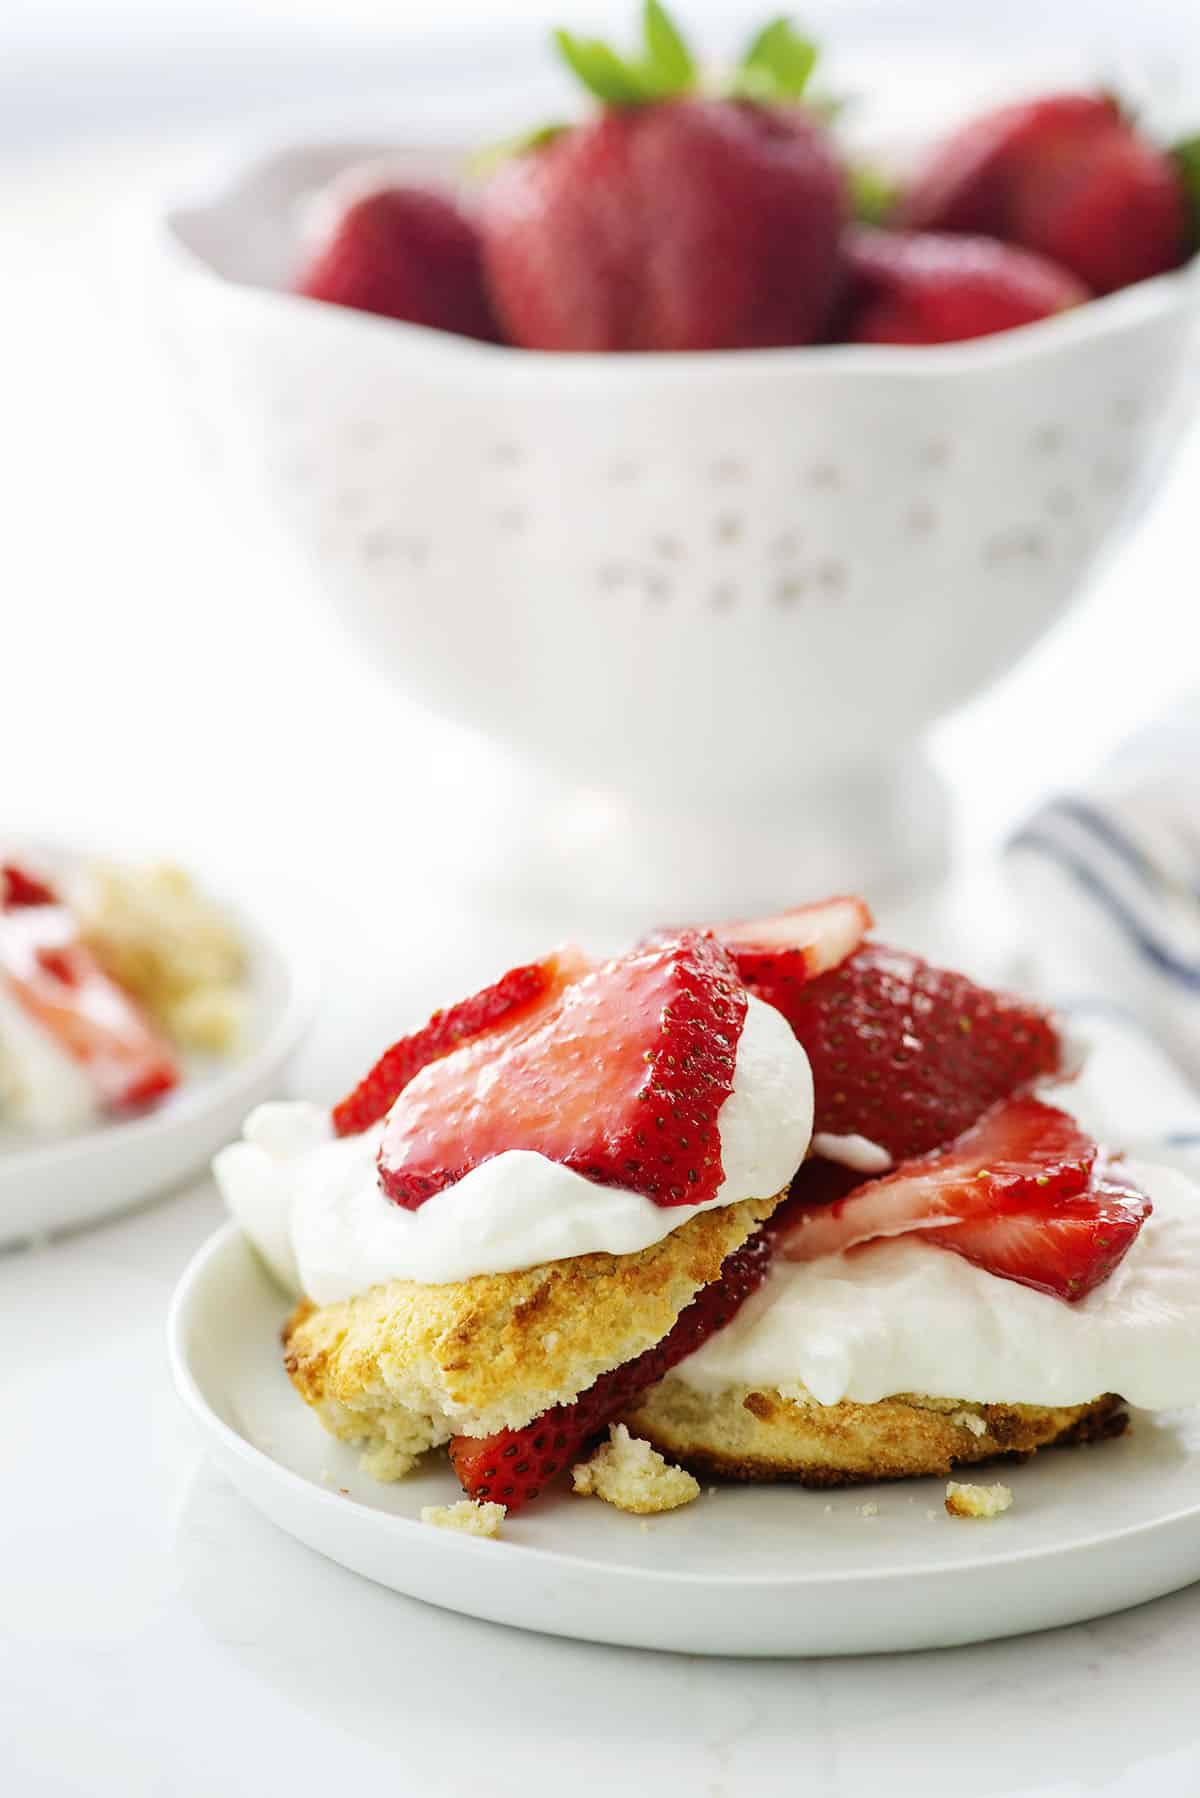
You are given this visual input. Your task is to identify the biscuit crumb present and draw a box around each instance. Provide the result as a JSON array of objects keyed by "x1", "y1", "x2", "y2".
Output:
[
  {"x1": 858, "y1": 1501, "x2": 879, "y2": 1518},
  {"x1": 950, "y1": 1409, "x2": 988, "y2": 1438},
  {"x1": 945, "y1": 1480, "x2": 1013, "y2": 1519},
  {"x1": 824, "y1": 1504, "x2": 833, "y2": 1515},
  {"x1": 926, "y1": 1508, "x2": 939, "y2": 1521},
  {"x1": 421, "y1": 1499, "x2": 506, "y2": 1539},
  {"x1": 572, "y1": 1424, "x2": 699, "y2": 1515}
]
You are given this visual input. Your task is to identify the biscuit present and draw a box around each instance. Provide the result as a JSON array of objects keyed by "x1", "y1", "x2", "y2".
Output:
[
  {"x1": 282, "y1": 1191, "x2": 782, "y2": 1478},
  {"x1": 620, "y1": 1378, "x2": 1127, "y2": 1484}
]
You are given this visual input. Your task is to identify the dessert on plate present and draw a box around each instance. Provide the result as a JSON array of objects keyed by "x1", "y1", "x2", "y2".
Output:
[
  {"x1": 0, "y1": 854, "x2": 246, "y2": 1136},
  {"x1": 216, "y1": 895, "x2": 1200, "y2": 1517}
]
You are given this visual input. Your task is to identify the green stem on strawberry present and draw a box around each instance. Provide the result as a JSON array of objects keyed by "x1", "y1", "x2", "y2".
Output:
[
  {"x1": 553, "y1": 0, "x2": 697, "y2": 106},
  {"x1": 1172, "y1": 133, "x2": 1200, "y2": 252},
  {"x1": 849, "y1": 160, "x2": 899, "y2": 225},
  {"x1": 552, "y1": 2, "x2": 821, "y2": 109},
  {"x1": 467, "y1": 121, "x2": 570, "y2": 178},
  {"x1": 730, "y1": 15, "x2": 818, "y2": 102}
]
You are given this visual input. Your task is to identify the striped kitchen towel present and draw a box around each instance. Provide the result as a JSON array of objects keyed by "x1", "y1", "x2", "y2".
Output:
[{"x1": 1005, "y1": 692, "x2": 1200, "y2": 1115}]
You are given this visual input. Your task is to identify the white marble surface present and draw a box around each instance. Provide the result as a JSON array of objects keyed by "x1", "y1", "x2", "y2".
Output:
[
  {"x1": 7, "y1": 1176, "x2": 1200, "y2": 1797},
  {"x1": 4, "y1": 115, "x2": 1200, "y2": 1796}
]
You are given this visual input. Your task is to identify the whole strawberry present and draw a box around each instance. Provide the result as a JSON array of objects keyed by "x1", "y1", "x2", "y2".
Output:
[
  {"x1": 480, "y1": 7, "x2": 847, "y2": 351},
  {"x1": 296, "y1": 186, "x2": 500, "y2": 340},
  {"x1": 844, "y1": 225, "x2": 1088, "y2": 345},
  {"x1": 899, "y1": 93, "x2": 1190, "y2": 295},
  {"x1": 756, "y1": 942, "x2": 1063, "y2": 1161}
]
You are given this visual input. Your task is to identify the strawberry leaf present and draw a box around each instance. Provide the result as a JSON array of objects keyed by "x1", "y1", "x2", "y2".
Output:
[
  {"x1": 469, "y1": 121, "x2": 569, "y2": 177},
  {"x1": 735, "y1": 16, "x2": 819, "y2": 102},
  {"x1": 1172, "y1": 133, "x2": 1200, "y2": 253},
  {"x1": 641, "y1": 0, "x2": 695, "y2": 93},
  {"x1": 849, "y1": 161, "x2": 898, "y2": 225},
  {"x1": 553, "y1": 29, "x2": 655, "y2": 105}
]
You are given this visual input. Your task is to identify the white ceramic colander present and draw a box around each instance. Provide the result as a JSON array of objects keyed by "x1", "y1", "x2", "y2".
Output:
[{"x1": 155, "y1": 141, "x2": 1200, "y2": 913}]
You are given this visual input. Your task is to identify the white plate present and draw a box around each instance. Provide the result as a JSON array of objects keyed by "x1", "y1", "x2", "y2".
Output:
[
  {"x1": 170, "y1": 1223, "x2": 1200, "y2": 1657},
  {"x1": 0, "y1": 910, "x2": 312, "y2": 1246}
]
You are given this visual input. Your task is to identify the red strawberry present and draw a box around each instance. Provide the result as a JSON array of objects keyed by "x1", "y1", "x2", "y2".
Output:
[
  {"x1": 296, "y1": 186, "x2": 501, "y2": 340},
  {"x1": 480, "y1": 7, "x2": 846, "y2": 352},
  {"x1": 899, "y1": 93, "x2": 1189, "y2": 295},
  {"x1": 379, "y1": 932, "x2": 746, "y2": 1209},
  {"x1": 776, "y1": 1095, "x2": 1149, "y2": 1303},
  {"x1": 779, "y1": 1096, "x2": 1095, "y2": 1258},
  {"x1": 449, "y1": 1222, "x2": 772, "y2": 1508},
  {"x1": 483, "y1": 100, "x2": 846, "y2": 352},
  {"x1": 332, "y1": 947, "x2": 589, "y2": 1137},
  {"x1": 2, "y1": 863, "x2": 58, "y2": 909},
  {"x1": 714, "y1": 894, "x2": 872, "y2": 1011},
  {"x1": 1013, "y1": 127, "x2": 1190, "y2": 296},
  {"x1": 772, "y1": 1153, "x2": 864, "y2": 1218},
  {"x1": 931, "y1": 1163, "x2": 1150, "y2": 1303},
  {"x1": 761, "y1": 943, "x2": 1062, "y2": 1161},
  {"x1": 844, "y1": 226, "x2": 1087, "y2": 345},
  {"x1": 0, "y1": 897, "x2": 179, "y2": 1112}
]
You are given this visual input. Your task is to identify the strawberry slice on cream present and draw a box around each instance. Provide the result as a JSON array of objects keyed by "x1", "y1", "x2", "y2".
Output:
[
  {"x1": 776, "y1": 1095, "x2": 1149, "y2": 1302},
  {"x1": 0, "y1": 868, "x2": 179, "y2": 1117},
  {"x1": 378, "y1": 933, "x2": 748, "y2": 1211},
  {"x1": 332, "y1": 945, "x2": 591, "y2": 1138}
]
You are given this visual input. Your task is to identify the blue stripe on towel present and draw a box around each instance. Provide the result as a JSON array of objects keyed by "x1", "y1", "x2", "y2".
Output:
[
  {"x1": 1043, "y1": 797, "x2": 1166, "y2": 895},
  {"x1": 1008, "y1": 826, "x2": 1200, "y2": 992}
]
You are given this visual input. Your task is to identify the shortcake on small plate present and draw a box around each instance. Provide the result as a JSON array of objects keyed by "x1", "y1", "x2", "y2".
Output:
[
  {"x1": 0, "y1": 853, "x2": 246, "y2": 1137},
  {"x1": 0, "y1": 848, "x2": 308, "y2": 1244},
  {"x1": 215, "y1": 894, "x2": 1200, "y2": 1518}
]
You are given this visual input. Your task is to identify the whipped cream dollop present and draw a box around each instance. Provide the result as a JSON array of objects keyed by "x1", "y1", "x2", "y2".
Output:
[
  {"x1": 673, "y1": 1157, "x2": 1200, "y2": 1410},
  {"x1": 215, "y1": 992, "x2": 814, "y2": 1301}
]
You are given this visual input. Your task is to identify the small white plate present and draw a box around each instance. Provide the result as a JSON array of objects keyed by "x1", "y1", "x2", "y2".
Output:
[
  {"x1": 0, "y1": 910, "x2": 312, "y2": 1246},
  {"x1": 170, "y1": 1223, "x2": 1200, "y2": 1657}
]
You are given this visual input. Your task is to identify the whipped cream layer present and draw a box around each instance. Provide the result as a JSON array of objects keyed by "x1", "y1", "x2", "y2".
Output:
[
  {"x1": 673, "y1": 1157, "x2": 1200, "y2": 1411},
  {"x1": 216, "y1": 991, "x2": 814, "y2": 1301}
]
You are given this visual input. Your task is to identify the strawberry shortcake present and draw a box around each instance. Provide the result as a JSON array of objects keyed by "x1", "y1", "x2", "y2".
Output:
[
  {"x1": 216, "y1": 896, "x2": 1200, "y2": 1512},
  {"x1": 0, "y1": 860, "x2": 180, "y2": 1132},
  {"x1": 0, "y1": 856, "x2": 246, "y2": 1134}
]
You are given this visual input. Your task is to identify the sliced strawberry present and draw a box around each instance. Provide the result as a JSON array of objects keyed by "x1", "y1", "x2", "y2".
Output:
[
  {"x1": 0, "y1": 899, "x2": 179, "y2": 1112},
  {"x1": 930, "y1": 1163, "x2": 1150, "y2": 1303},
  {"x1": 2, "y1": 863, "x2": 58, "y2": 909},
  {"x1": 765, "y1": 943, "x2": 1062, "y2": 1161},
  {"x1": 331, "y1": 946, "x2": 590, "y2": 1137},
  {"x1": 778, "y1": 1097, "x2": 1095, "y2": 1260},
  {"x1": 776, "y1": 1095, "x2": 1148, "y2": 1302},
  {"x1": 714, "y1": 894, "x2": 872, "y2": 1014},
  {"x1": 379, "y1": 933, "x2": 746, "y2": 1210},
  {"x1": 449, "y1": 1224, "x2": 773, "y2": 1509}
]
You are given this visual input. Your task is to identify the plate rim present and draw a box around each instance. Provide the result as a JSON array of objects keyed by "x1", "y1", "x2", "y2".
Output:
[{"x1": 169, "y1": 1220, "x2": 1200, "y2": 1592}]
